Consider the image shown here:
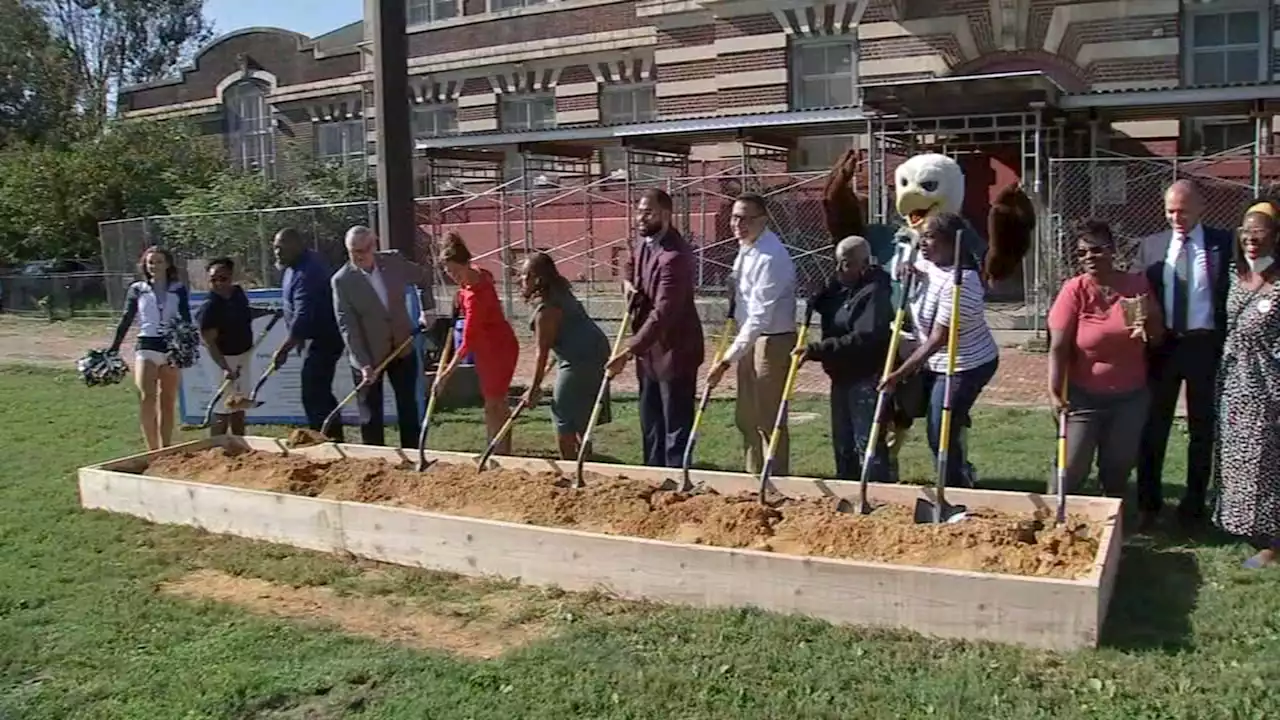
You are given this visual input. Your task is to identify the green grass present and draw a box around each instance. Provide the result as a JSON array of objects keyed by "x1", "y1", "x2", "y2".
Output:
[{"x1": 2, "y1": 364, "x2": 1278, "y2": 719}]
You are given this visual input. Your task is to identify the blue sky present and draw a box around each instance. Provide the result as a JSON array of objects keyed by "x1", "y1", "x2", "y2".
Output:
[{"x1": 204, "y1": 0, "x2": 363, "y2": 38}]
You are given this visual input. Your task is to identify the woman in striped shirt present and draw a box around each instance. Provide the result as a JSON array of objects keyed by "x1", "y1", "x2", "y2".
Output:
[
  {"x1": 882, "y1": 212, "x2": 1000, "y2": 487},
  {"x1": 109, "y1": 246, "x2": 192, "y2": 450}
]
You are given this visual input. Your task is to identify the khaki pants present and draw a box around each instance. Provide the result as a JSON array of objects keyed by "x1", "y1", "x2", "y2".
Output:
[{"x1": 736, "y1": 333, "x2": 796, "y2": 475}]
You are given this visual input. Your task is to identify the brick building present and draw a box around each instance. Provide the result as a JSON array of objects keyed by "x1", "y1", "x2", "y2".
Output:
[{"x1": 117, "y1": 0, "x2": 1280, "y2": 299}]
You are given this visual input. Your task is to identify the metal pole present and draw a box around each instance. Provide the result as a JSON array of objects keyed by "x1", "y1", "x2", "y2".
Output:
[
  {"x1": 1031, "y1": 103, "x2": 1044, "y2": 338},
  {"x1": 1252, "y1": 105, "x2": 1263, "y2": 195},
  {"x1": 371, "y1": 0, "x2": 415, "y2": 255}
]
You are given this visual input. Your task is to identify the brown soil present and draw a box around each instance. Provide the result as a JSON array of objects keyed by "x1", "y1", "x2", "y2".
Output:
[
  {"x1": 285, "y1": 429, "x2": 330, "y2": 448},
  {"x1": 145, "y1": 447, "x2": 1102, "y2": 579},
  {"x1": 158, "y1": 569, "x2": 543, "y2": 658}
]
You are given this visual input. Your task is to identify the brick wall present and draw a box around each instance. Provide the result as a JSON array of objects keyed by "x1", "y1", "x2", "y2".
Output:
[{"x1": 406, "y1": 0, "x2": 641, "y2": 56}]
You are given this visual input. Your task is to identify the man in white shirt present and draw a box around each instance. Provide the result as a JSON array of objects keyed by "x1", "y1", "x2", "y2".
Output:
[
  {"x1": 706, "y1": 193, "x2": 799, "y2": 475},
  {"x1": 1136, "y1": 180, "x2": 1232, "y2": 533}
]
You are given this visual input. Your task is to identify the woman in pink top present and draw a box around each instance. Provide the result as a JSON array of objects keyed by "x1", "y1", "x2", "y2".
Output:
[{"x1": 1048, "y1": 220, "x2": 1164, "y2": 498}]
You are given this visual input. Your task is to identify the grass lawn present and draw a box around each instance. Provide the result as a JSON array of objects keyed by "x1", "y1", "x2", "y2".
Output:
[{"x1": 1, "y1": 364, "x2": 1278, "y2": 719}]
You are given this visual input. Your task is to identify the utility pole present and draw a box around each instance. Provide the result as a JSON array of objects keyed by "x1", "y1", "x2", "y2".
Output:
[{"x1": 370, "y1": 0, "x2": 415, "y2": 256}]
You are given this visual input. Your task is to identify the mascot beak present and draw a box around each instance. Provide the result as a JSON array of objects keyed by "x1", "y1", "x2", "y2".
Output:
[{"x1": 896, "y1": 188, "x2": 939, "y2": 229}]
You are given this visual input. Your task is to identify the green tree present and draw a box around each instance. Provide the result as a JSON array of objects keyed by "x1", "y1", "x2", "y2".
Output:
[
  {"x1": 0, "y1": 0, "x2": 81, "y2": 146},
  {"x1": 0, "y1": 118, "x2": 223, "y2": 263},
  {"x1": 39, "y1": 0, "x2": 212, "y2": 129}
]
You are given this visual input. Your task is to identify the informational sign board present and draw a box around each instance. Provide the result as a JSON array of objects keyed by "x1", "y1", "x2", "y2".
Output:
[{"x1": 178, "y1": 287, "x2": 426, "y2": 427}]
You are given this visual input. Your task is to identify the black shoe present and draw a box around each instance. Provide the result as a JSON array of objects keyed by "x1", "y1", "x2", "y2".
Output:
[{"x1": 1176, "y1": 506, "x2": 1207, "y2": 535}]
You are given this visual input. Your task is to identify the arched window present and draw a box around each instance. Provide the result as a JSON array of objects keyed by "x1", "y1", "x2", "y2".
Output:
[{"x1": 224, "y1": 81, "x2": 275, "y2": 175}]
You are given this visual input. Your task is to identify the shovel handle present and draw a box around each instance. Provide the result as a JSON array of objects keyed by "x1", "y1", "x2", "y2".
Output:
[
  {"x1": 322, "y1": 332, "x2": 419, "y2": 439},
  {"x1": 575, "y1": 309, "x2": 632, "y2": 487}
]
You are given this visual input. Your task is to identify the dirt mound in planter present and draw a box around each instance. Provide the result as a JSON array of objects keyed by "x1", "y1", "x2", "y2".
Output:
[{"x1": 144, "y1": 447, "x2": 1102, "y2": 579}]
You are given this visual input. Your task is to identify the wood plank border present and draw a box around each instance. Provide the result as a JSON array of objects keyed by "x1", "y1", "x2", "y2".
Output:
[{"x1": 79, "y1": 436, "x2": 1124, "y2": 650}]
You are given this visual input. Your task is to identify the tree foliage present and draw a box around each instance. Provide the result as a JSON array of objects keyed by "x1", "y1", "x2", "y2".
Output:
[
  {"x1": 0, "y1": 119, "x2": 224, "y2": 263},
  {"x1": 38, "y1": 0, "x2": 212, "y2": 129},
  {"x1": 0, "y1": 0, "x2": 80, "y2": 146}
]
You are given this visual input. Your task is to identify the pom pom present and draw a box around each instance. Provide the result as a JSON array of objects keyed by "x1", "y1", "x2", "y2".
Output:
[
  {"x1": 76, "y1": 348, "x2": 128, "y2": 387},
  {"x1": 163, "y1": 319, "x2": 201, "y2": 369}
]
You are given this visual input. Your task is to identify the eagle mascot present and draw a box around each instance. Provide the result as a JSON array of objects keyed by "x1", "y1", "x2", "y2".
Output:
[{"x1": 821, "y1": 147, "x2": 1036, "y2": 486}]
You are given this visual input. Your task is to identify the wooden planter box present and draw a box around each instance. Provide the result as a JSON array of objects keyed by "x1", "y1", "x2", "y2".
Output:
[{"x1": 78, "y1": 436, "x2": 1123, "y2": 651}]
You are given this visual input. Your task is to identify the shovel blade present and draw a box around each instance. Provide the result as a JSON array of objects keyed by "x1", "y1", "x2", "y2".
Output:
[
  {"x1": 835, "y1": 498, "x2": 876, "y2": 515},
  {"x1": 913, "y1": 497, "x2": 968, "y2": 524}
]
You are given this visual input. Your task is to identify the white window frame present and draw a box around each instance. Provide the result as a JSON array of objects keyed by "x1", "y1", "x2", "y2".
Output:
[
  {"x1": 1183, "y1": 0, "x2": 1269, "y2": 86},
  {"x1": 499, "y1": 92, "x2": 556, "y2": 131},
  {"x1": 412, "y1": 103, "x2": 459, "y2": 138},
  {"x1": 1188, "y1": 115, "x2": 1258, "y2": 155},
  {"x1": 224, "y1": 81, "x2": 275, "y2": 176},
  {"x1": 489, "y1": 0, "x2": 547, "y2": 11},
  {"x1": 789, "y1": 36, "x2": 859, "y2": 111},
  {"x1": 315, "y1": 119, "x2": 366, "y2": 167},
  {"x1": 407, "y1": 0, "x2": 459, "y2": 25},
  {"x1": 599, "y1": 83, "x2": 656, "y2": 125}
]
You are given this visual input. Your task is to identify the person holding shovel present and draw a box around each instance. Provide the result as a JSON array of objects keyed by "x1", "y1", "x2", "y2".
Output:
[
  {"x1": 197, "y1": 257, "x2": 282, "y2": 437},
  {"x1": 433, "y1": 232, "x2": 519, "y2": 455},
  {"x1": 880, "y1": 213, "x2": 999, "y2": 488},
  {"x1": 796, "y1": 235, "x2": 894, "y2": 481},
  {"x1": 518, "y1": 252, "x2": 611, "y2": 460},
  {"x1": 1046, "y1": 220, "x2": 1162, "y2": 500}
]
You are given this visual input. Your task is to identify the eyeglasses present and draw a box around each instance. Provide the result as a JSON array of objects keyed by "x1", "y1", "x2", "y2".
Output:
[{"x1": 1076, "y1": 245, "x2": 1110, "y2": 257}]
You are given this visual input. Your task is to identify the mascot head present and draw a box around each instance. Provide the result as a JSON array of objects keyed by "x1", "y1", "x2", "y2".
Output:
[{"x1": 894, "y1": 153, "x2": 965, "y2": 229}]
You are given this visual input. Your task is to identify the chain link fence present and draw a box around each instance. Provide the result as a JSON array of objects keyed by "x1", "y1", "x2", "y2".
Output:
[
  {"x1": 1046, "y1": 150, "x2": 1279, "y2": 299},
  {"x1": 94, "y1": 168, "x2": 844, "y2": 395}
]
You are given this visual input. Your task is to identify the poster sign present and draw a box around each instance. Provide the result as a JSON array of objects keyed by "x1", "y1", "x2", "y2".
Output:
[{"x1": 178, "y1": 287, "x2": 426, "y2": 427}]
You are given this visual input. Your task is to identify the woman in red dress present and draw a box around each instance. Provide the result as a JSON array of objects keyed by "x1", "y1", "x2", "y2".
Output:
[{"x1": 434, "y1": 231, "x2": 520, "y2": 454}]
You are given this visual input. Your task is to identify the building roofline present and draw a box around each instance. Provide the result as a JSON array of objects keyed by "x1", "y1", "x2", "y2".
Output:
[
  {"x1": 120, "y1": 25, "x2": 358, "y2": 96},
  {"x1": 1060, "y1": 83, "x2": 1280, "y2": 109}
]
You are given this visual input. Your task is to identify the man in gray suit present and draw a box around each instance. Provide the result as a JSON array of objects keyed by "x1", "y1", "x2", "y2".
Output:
[
  {"x1": 1135, "y1": 179, "x2": 1232, "y2": 533},
  {"x1": 332, "y1": 225, "x2": 437, "y2": 447}
]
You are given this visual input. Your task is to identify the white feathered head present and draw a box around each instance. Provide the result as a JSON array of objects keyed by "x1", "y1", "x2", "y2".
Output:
[{"x1": 894, "y1": 153, "x2": 965, "y2": 229}]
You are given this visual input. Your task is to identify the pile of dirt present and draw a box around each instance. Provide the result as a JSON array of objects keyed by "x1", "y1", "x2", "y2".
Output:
[{"x1": 145, "y1": 448, "x2": 1102, "y2": 579}]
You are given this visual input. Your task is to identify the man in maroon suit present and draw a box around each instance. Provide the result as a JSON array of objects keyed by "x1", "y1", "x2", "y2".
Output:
[{"x1": 606, "y1": 188, "x2": 706, "y2": 467}]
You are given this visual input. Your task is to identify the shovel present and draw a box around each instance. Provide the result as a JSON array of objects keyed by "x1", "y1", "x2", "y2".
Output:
[
  {"x1": 913, "y1": 230, "x2": 969, "y2": 524},
  {"x1": 837, "y1": 244, "x2": 920, "y2": 515},
  {"x1": 475, "y1": 398, "x2": 529, "y2": 471},
  {"x1": 676, "y1": 300, "x2": 737, "y2": 493},
  {"x1": 1054, "y1": 375, "x2": 1069, "y2": 524},
  {"x1": 574, "y1": 308, "x2": 633, "y2": 488},
  {"x1": 318, "y1": 332, "x2": 421, "y2": 443},
  {"x1": 756, "y1": 306, "x2": 813, "y2": 505},
  {"x1": 416, "y1": 315, "x2": 457, "y2": 471},
  {"x1": 183, "y1": 313, "x2": 282, "y2": 429}
]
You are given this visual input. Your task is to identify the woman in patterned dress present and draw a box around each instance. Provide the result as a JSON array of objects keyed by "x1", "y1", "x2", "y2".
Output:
[{"x1": 1213, "y1": 200, "x2": 1280, "y2": 569}]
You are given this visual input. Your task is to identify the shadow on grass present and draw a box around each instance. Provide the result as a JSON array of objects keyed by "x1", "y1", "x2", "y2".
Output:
[{"x1": 1101, "y1": 538, "x2": 1202, "y2": 652}]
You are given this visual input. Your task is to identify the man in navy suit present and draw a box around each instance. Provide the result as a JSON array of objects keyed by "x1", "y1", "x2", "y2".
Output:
[{"x1": 1135, "y1": 179, "x2": 1232, "y2": 533}]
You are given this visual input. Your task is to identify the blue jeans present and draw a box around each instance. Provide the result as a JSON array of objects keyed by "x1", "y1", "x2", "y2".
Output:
[
  {"x1": 830, "y1": 378, "x2": 888, "y2": 482},
  {"x1": 924, "y1": 358, "x2": 998, "y2": 488}
]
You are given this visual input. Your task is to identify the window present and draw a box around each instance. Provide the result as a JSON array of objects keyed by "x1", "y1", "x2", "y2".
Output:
[
  {"x1": 491, "y1": 0, "x2": 547, "y2": 10},
  {"x1": 224, "y1": 81, "x2": 275, "y2": 175},
  {"x1": 315, "y1": 120, "x2": 365, "y2": 166},
  {"x1": 600, "y1": 84, "x2": 656, "y2": 125},
  {"x1": 407, "y1": 0, "x2": 457, "y2": 25},
  {"x1": 500, "y1": 93, "x2": 556, "y2": 131},
  {"x1": 412, "y1": 104, "x2": 459, "y2": 138},
  {"x1": 1189, "y1": 117, "x2": 1256, "y2": 154},
  {"x1": 1185, "y1": 4, "x2": 1266, "y2": 85},
  {"x1": 791, "y1": 39, "x2": 857, "y2": 110}
]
